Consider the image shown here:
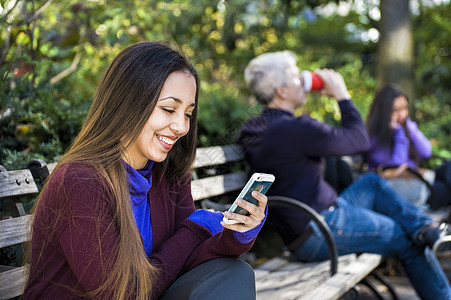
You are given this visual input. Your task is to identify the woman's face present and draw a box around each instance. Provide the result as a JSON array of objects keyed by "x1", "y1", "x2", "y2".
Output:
[
  {"x1": 124, "y1": 71, "x2": 196, "y2": 169},
  {"x1": 391, "y1": 95, "x2": 409, "y2": 128}
]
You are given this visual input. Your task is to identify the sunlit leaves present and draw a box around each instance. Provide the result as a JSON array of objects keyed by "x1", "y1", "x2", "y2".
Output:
[{"x1": 0, "y1": 0, "x2": 450, "y2": 165}]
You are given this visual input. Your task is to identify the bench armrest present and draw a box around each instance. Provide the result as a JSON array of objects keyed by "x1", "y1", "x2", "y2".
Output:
[
  {"x1": 26, "y1": 159, "x2": 50, "y2": 183},
  {"x1": 267, "y1": 196, "x2": 338, "y2": 276}
]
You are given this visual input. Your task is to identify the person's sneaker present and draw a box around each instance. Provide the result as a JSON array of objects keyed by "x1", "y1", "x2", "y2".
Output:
[
  {"x1": 416, "y1": 222, "x2": 451, "y2": 250},
  {"x1": 432, "y1": 223, "x2": 451, "y2": 253},
  {"x1": 417, "y1": 223, "x2": 441, "y2": 246}
]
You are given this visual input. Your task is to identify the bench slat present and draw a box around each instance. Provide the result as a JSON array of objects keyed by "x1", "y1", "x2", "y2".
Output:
[
  {"x1": 193, "y1": 144, "x2": 244, "y2": 168},
  {"x1": 299, "y1": 253, "x2": 381, "y2": 300},
  {"x1": 191, "y1": 172, "x2": 248, "y2": 201},
  {"x1": 258, "y1": 262, "x2": 331, "y2": 299},
  {"x1": 256, "y1": 257, "x2": 339, "y2": 300},
  {"x1": 0, "y1": 170, "x2": 38, "y2": 200},
  {"x1": 42, "y1": 146, "x2": 242, "y2": 174},
  {"x1": 45, "y1": 162, "x2": 57, "y2": 176},
  {"x1": 0, "y1": 215, "x2": 31, "y2": 248},
  {"x1": 0, "y1": 266, "x2": 27, "y2": 300},
  {"x1": 255, "y1": 253, "x2": 382, "y2": 300}
]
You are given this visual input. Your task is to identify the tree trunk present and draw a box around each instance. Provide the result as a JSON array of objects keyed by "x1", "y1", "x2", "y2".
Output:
[{"x1": 377, "y1": 0, "x2": 415, "y2": 112}]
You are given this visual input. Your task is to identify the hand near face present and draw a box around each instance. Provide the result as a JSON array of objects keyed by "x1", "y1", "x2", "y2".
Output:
[
  {"x1": 389, "y1": 116, "x2": 399, "y2": 129},
  {"x1": 391, "y1": 95, "x2": 409, "y2": 128},
  {"x1": 314, "y1": 69, "x2": 351, "y2": 101},
  {"x1": 221, "y1": 191, "x2": 268, "y2": 233}
]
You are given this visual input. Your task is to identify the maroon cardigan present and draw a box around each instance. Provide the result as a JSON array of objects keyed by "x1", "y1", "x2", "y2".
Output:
[{"x1": 24, "y1": 163, "x2": 254, "y2": 299}]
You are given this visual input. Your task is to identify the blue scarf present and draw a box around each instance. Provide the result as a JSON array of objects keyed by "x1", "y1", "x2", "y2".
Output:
[{"x1": 124, "y1": 160, "x2": 154, "y2": 256}]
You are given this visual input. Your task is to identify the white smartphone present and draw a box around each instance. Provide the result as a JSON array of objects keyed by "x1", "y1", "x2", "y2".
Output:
[{"x1": 222, "y1": 173, "x2": 275, "y2": 225}]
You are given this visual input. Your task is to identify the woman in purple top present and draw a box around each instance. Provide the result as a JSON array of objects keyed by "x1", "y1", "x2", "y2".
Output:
[
  {"x1": 366, "y1": 84, "x2": 451, "y2": 209},
  {"x1": 24, "y1": 42, "x2": 267, "y2": 300},
  {"x1": 366, "y1": 84, "x2": 432, "y2": 170}
]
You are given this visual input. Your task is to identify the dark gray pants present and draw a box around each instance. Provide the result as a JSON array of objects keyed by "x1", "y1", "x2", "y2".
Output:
[{"x1": 160, "y1": 258, "x2": 256, "y2": 300}]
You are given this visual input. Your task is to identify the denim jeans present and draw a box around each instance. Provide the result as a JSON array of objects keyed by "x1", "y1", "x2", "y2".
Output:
[{"x1": 292, "y1": 173, "x2": 451, "y2": 300}]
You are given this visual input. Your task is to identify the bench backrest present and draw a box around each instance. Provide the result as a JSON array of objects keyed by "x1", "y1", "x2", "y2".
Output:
[
  {"x1": 191, "y1": 144, "x2": 247, "y2": 201},
  {"x1": 0, "y1": 168, "x2": 38, "y2": 299},
  {"x1": 0, "y1": 144, "x2": 247, "y2": 299}
]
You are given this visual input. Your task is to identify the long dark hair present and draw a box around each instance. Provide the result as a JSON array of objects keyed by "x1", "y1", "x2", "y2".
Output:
[
  {"x1": 72, "y1": 41, "x2": 199, "y2": 182},
  {"x1": 28, "y1": 41, "x2": 199, "y2": 299},
  {"x1": 366, "y1": 84, "x2": 418, "y2": 161}
]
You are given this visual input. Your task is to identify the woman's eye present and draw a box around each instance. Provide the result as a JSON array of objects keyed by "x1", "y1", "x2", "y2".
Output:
[
  {"x1": 185, "y1": 113, "x2": 193, "y2": 119},
  {"x1": 161, "y1": 107, "x2": 175, "y2": 114}
]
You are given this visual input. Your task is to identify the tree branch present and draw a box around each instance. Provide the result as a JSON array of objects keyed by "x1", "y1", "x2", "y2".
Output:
[
  {"x1": 49, "y1": 51, "x2": 81, "y2": 85},
  {"x1": 26, "y1": 0, "x2": 53, "y2": 23},
  {"x1": 0, "y1": 25, "x2": 12, "y2": 67},
  {"x1": 0, "y1": 0, "x2": 20, "y2": 67},
  {"x1": 0, "y1": 0, "x2": 19, "y2": 23}
]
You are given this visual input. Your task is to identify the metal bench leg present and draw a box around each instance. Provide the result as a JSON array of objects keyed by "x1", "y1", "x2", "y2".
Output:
[
  {"x1": 360, "y1": 270, "x2": 399, "y2": 300},
  {"x1": 342, "y1": 286, "x2": 361, "y2": 299}
]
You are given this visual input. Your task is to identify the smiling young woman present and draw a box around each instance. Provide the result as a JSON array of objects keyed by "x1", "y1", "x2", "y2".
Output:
[
  {"x1": 122, "y1": 71, "x2": 197, "y2": 169},
  {"x1": 23, "y1": 41, "x2": 268, "y2": 300}
]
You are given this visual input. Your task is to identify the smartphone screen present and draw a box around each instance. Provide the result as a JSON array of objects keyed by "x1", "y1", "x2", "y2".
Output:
[{"x1": 223, "y1": 173, "x2": 275, "y2": 224}]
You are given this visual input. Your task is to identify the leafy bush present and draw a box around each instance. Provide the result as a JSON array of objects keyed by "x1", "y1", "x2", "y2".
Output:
[{"x1": 1, "y1": 0, "x2": 449, "y2": 170}]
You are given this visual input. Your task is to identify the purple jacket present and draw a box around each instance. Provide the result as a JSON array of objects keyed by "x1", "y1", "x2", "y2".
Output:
[
  {"x1": 366, "y1": 118, "x2": 432, "y2": 170},
  {"x1": 24, "y1": 163, "x2": 254, "y2": 299}
]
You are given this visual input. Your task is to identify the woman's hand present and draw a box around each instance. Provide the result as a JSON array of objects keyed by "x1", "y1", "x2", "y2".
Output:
[
  {"x1": 389, "y1": 116, "x2": 399, "y2": 129},
  {"x1": 378, "y1": 163, "x2": 409, "y2": 179},
  {"x1": 221, "y1": 191, "x2": 268, "y2": 233}
]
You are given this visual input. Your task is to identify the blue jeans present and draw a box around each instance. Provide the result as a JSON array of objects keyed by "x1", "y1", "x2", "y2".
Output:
[{"x1": 292, "y1": 173, "x2": 451, "y2": 300}]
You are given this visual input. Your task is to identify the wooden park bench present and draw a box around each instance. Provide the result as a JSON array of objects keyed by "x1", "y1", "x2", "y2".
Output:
[
  {"x1": 0, "y1": 166, "x2": 36, "y2": 299},
  {"x1": 192, "y1": 145, "x2": 396, "y2": 299},
  {"x1": 0, "y1": 144, "x2": 395, "y2": 299}
]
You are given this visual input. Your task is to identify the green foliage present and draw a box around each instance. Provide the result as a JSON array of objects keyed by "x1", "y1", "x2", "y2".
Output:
[
  {"x1": 197, "y1": 81, "x2": 258, "y2": 147},
  {"x1": 0, "y1": 0, "x2": 449, "y2": 170},
  {"x1": 413, "y1": 3, "x2": 451, "y2": 163}
]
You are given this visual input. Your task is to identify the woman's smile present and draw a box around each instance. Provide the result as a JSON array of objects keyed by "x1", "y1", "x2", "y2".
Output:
[{"x1": 157, "y1": 134, "x2": 177, "y2": 150}]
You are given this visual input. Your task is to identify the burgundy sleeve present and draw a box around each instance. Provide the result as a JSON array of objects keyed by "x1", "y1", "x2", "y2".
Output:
[
  {"x1": 181, "y1": 221, "x2": 254, "y2": 272},
  {"x1": 148, "y1": 224, "x2": 211, "y2": 298},
  {"x1": 56, "y1": 169, "x2": 121, "y2": 298},
  {"x1": 174, "y1": 175, "x2": 254, "y2": 270},
  {"x1": 147, "y1": 174, "x2": 209, "y2": 298},
  {"x1": 147, "y1": 174, "x2": 254, "y2": 298}
]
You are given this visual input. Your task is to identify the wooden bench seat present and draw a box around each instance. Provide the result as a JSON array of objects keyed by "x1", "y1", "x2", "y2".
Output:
[
  {"x1": 192, "y1": 145, "x2": 388, "y2": 299},
  {"x1": 255, "y1": 253, "x2": 382, "y2": 300},
  {"x1": 0, "y1": 144, "x2": 389, "y2": 300}
]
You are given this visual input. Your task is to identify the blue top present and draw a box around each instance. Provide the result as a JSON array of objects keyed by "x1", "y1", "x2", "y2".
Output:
[
  {"x1": 124, "y1": 160, "x2": 154, "y2": 256},
  {"x1": 125, "y1": 160, "x2": 264, "y2": 256},
  {"x1": 235, "y1": 100, "x2": 369, "y2": 244}
]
